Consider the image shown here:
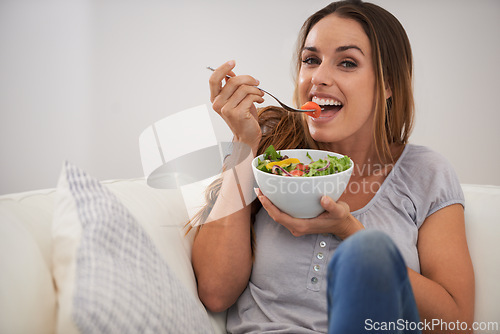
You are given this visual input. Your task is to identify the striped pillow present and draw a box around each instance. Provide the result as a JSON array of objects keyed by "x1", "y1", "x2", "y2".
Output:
[{"x1": 52, "y1": 161, "x2": 213, "y2": 334}]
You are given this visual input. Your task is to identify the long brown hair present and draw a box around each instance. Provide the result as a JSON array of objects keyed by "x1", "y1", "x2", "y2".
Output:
[
  {"x1": 188, "y1": 0, "x2": 414, "y2": 231},
  {"x1": 293, "y1": 0, "x2": 414, "y2": 163}
]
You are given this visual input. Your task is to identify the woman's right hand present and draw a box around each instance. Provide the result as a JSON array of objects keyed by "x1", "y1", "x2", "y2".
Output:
[{"x1": 209, "y1": 60, "x2": 265, "y2": 152}]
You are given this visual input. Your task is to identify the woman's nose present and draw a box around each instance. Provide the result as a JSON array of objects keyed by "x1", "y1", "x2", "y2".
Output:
[{"x1": 311, "y1": 64, "x2": 334, "y2": 87}]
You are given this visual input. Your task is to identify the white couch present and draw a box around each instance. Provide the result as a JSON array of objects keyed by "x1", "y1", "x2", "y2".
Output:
[{"x1": 1, "y1": 174, "x2": 499, "y2": 333}]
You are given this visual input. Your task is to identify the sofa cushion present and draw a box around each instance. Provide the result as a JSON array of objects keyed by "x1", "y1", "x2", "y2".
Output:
[
  {"x1": 52, "y1": 161, "x2": 214, "y2": 333},
  {"x1": 0, "y1": 204, "x2": 57, "y2": 334},
  {"x1": 462, "y1": 184, "x2": 500, "y2": 324}
]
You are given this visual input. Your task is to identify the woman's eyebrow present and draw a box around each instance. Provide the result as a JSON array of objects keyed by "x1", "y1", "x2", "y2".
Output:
[
  {"x1": 302, "y1": 46, "x2": 318, "y2": 52},
  {"x1": 336, "y1": 45, "x2": 364, "y2": 55},
  {"x1": 302, "y1": 45, "x2": 365, "y2": 56}
]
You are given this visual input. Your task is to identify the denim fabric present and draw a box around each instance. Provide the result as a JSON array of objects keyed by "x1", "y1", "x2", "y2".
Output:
[{"x1": 327, "y1": 230, "x2": 421, "y2": 334}]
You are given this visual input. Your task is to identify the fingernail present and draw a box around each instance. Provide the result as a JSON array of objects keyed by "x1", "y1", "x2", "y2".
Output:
[
  {"x1": 227, "y1": 60, "x2": 235, "y2": 66},
  {"x1": 254, "y1": 188, "x2": 260, "y2": 197}
]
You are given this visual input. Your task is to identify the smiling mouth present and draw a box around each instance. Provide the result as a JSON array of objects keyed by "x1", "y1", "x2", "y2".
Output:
[{"x1": 312, "y1": 96, "x2": 343, "y2": 116}]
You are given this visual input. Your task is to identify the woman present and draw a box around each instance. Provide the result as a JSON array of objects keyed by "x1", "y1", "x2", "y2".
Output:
[{"x1": 192, "y1": 1, "x2": 474, "y2": 333}]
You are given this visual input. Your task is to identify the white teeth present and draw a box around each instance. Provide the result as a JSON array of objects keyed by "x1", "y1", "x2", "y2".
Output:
[{"x1": 312, "y1": 96, "x2": 342, "y2": 106}]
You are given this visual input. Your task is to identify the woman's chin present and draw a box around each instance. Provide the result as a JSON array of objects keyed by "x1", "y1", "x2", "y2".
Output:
[{"x1": 308, "y1": 128, "x2": 340, "y2": 144}]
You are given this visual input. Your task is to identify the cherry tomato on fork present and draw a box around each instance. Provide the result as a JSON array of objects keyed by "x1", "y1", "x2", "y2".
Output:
[{"x1": 301, "y1": 101, "x2": 322, "y2": 118}]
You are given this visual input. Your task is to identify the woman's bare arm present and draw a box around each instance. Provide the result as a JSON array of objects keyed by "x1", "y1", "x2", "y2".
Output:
[
  {"x1": 194, "y1": 61, "x2": 264, "y2": 312},
  {"x1": 191, "y1": 143, "x2": 257, "y2": 313},
  {"x1": 410, "y1": 203, "x2": 475, "y2": 333}
]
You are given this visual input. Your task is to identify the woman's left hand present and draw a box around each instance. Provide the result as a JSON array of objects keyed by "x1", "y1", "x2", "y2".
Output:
[{"x1": 255, "y1": 189, "x2": 364, "y2": 240}]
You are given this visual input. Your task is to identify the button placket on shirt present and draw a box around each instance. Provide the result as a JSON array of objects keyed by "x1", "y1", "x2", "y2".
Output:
[{"x1": 306, "y1": 234, "x2": 331, "y2": 291}]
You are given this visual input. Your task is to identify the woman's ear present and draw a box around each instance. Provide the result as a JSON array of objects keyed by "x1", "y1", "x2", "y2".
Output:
[{"x1": 385, "y1": 84, "x2": 392, "y2": 99}]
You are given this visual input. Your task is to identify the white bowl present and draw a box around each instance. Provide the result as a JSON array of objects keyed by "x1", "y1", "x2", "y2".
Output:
[{"x1": 252, "y1": 149, "x2": 354, "y2": 218}]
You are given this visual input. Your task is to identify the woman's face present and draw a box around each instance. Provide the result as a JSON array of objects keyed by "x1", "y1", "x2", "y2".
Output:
[{"x1": 298, "y1": 14, "x2": 380, "y2": 147}]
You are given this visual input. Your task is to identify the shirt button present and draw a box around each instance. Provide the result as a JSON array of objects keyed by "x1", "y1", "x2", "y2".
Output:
[
  {"x1": 319, "y1": 241, "x2": 327, "y2": 248},
  {"x1": 314, "y1": 265, "x2": 320, "y2": 272},
  {"x1": 317, "y1": 252, "x2": 324, "y2": 260},
  {"x1": 311, "y1": 277, "x2": 318, "y2": 284}
]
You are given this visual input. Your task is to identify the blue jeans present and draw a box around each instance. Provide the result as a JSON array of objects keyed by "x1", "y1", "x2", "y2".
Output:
[{"x1": 327, "y1": 230, "x2": 421, "y2": 334}]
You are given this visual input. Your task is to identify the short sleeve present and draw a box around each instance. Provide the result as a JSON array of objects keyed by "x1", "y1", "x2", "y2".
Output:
[
  {"x1": 425, "y1": 159, "x2": 465, "y2": 219},
  {"x1": 404, "y1": 146, "x2": 465, "y2": 228}
]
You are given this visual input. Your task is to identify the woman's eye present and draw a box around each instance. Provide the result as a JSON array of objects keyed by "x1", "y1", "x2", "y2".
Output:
[
  {"x1": 302, "y1": 57, "x2": 320, "y2": 65},
  {"x1": 340, "y1": 60, "x2": 357, "y2": 69}
]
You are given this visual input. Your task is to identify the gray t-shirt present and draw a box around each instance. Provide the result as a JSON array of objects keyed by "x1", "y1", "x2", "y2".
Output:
[{"x1": 226, "y1": 144, "x2": 465, "y2": 334}]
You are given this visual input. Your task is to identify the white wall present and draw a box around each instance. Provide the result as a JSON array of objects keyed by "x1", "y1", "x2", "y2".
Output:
[{"x1": 1, "y1": 0, "x2": 499, "y2": 195}]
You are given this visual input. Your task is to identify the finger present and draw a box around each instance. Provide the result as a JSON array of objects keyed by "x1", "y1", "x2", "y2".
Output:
[
  {"x1": 219, "y1": 102, "x2": 261, "y2": 142},
  {"x1": 256, "y1": 192, "x2": 282, "y2": 220},
  {"x1": 257, "y1": 192, "x2": 300, "y2": 226},
  {"x1": 254, "y1": 187, "x2": 263, "y2": 201},
  {"x1": 257, "y1": 195, "x2": 310, "y2": 237},
  {"x1": 224, "y1": 70, "x2": 236, "y2": 84},
  {"x1": 220, "y1": 74, "x2": 261, "y2": 99},
  {"x1": 212, "y1": 75, "x2": 261, "y2": 114},
  {"x1": 321, "y1": 196, "x2": 350, "y2": 218},
  {"x1": 220, "y1": 84, "x2": 264, "y2": 111},
  {"x1": 209, "y1": 60, "x2": 236, "y2": 103},
  {"x1": 220, "y1": 94, "x2": 265, "y2": 129}
]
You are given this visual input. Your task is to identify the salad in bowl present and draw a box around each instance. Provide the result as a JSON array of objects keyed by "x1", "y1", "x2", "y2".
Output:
[
  {"x1": 252, "y1": 146, "x2": 354, "y2": 218},
  {"x1": 256, "y1": 145, "x2": 352, "y2": 177}
]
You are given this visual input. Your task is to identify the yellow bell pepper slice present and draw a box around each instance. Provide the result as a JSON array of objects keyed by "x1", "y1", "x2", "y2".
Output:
[{"x1": 266, "y1": 158, "x2": 301, "y2": 170}]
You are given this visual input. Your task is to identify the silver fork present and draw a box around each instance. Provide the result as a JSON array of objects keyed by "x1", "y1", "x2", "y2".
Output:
[{"x1": 206, "y1": 66, "x2": 315, "y2": 113}]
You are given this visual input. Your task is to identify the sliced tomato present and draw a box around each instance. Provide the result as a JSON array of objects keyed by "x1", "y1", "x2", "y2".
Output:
[
  {"x1": 296, "y1": 163, "x2": 308, "y2": 171},
  {"x1": 301, "y1": 101, "x2": 321, "y2": 118},
  {"x1": 290, "y1": 169, "x2": 304, "y2": 177}
]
